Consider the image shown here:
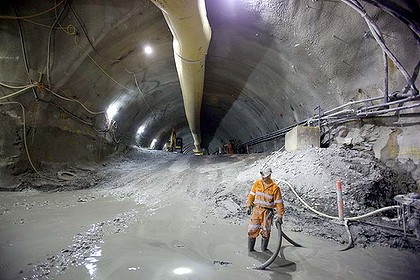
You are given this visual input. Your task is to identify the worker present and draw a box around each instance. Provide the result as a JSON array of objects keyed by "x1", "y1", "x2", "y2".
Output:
[
  {"x1": 169, "y1": 128, "x2": 176, "y2": 152},
  {"x1": 246, "y1": 166, "x2": 284, "y2": 252}
]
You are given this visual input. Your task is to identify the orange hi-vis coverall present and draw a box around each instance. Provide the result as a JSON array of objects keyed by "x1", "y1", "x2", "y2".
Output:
[{"x1": 247, "y1": 178, "x2": 284, "y2": 239}]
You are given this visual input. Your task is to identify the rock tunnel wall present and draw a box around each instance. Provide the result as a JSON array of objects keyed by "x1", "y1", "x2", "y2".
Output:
[
  {"x1": 0, "y1": 105, "x2": 116, "y2": 181},
  {"x1": 0, "y1": 0, "x2": 419, "y2": 167}
]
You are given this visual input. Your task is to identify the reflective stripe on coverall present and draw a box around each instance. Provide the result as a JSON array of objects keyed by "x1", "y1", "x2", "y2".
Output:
[{"x1": 247, "y1": 178, "x2": 284, "y2": 239}]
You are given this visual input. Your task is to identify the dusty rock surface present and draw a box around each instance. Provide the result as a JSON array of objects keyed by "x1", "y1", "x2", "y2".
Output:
[
  {"x1": 2, "y1": 144, "x2": 419, "y2": 250},
  {"x1": 1, "y1": 145, "x2": 420, "y2": 279}
]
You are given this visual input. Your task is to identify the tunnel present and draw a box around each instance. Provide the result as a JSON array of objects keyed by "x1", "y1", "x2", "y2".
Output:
[{"x1": 1, "y1": 0, "x2": 420, "y2": 279}]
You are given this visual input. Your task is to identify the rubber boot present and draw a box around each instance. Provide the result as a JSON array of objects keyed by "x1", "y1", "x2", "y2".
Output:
[
  {"x1": 261, "y1": 237, "x2": 269, "y2": 251},
  {"x1": 248, "y1": 238, "x2": 256, "y2": 252}
]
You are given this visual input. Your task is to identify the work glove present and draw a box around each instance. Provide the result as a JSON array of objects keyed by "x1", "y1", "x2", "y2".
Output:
[{"x1": 247, "y1": 207, "x2": 252, "y2": 215}]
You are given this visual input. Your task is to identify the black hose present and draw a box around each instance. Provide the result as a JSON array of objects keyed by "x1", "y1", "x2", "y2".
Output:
[
  {"x1": 282, "y1": 231, "x2": 303, "y2": 247},
  {"x1": 341, "y1": 219, "x2": 354, "y2": 251},
  {"x1": 253, "y1": 220, "x2": 283, "y2": 270}
]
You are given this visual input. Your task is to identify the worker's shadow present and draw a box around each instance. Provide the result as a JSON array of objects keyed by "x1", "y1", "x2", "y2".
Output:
[{"x1": 248, "y1": 246, "x2": 296, "y2": 278}]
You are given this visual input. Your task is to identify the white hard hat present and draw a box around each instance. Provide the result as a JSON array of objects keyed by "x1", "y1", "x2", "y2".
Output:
[{"x1": 260, "y1": 167, "x2": 272, "y2": 178}]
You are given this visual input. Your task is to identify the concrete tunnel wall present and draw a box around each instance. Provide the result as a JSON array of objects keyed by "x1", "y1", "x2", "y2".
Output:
[{"x1": 0, "y1": 0, "x2": 419, "y2": 176}]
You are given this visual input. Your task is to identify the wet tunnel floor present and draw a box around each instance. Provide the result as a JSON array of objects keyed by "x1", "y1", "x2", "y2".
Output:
[{"x1": 1, "y1": 189, "x2": 420, "y2": 280}]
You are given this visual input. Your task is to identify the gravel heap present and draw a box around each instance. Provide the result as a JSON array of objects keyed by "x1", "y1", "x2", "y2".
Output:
[
  {"x1": 3, "y1": 144, "x2": 419, "y2": 252},
  {"x1": 235, "y1": 144, "x2": 419, "y2": 251}
]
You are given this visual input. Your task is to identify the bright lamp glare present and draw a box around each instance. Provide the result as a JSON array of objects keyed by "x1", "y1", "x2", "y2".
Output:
[
  {"x1": 173, "y1": 267, "x2": 192, "y2": 275},
  {"x1": 106, "y1": 103, "x2": 119, "y2": 120},
  {"x1": 144, "y1": 46, "x2": 153, "y2": 54},
  {"x1": 137, "y1": 125, "x2": 146, "y2": 135},
  {"x1": 150, "y1": 138, "x2": 157, "y2": 149}
]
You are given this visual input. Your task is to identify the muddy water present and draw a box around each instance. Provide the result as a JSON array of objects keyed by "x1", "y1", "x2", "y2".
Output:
[{"x1": 1, "y1": 189, "x2": 420, "y2": 280}]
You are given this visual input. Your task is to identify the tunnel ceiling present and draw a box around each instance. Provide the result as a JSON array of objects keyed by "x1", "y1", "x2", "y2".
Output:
[{"x1": 0, "y1": 0, "x2": 419, "y2": 154}]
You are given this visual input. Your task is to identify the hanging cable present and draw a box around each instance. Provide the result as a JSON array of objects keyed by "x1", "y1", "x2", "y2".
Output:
[
  {"x1": 74, "y1": 35, "x2": 132, "y2": 92},
  {"x1": 67, "y1": 0, "x2": 99, "y2": 55},
  {"x1": 0, "y1": 81, "x2": 33, "y2": 89},
  {"x1": 0, "y1": 85, "x2": 37, "y2": 101},
  {"x1": 134, "y1": 73, "x2": 156, "y2": 120},
  {"x1": 44, "y1": 86, "x2": 104, "y2": 115},
  {"x1": 0, "y1": 81, "x2": 109, "y2": 136},
  {"x1": 0, "y1": 102, "x2": 40, "y2": 174},
  {"x1": 0, "y1": 1, "x2": 64, "y2": 20},
  {"x1": 14, "y1": 6, "x2": 38, "y2": 99},
  {"x1": 361, "y1": 0, "x2": 420, "y2": 38},
  {"x1": 46, "y1": 0, "x2": 68, "y2": 85},
  {"x1": 241, "y1": 89, "x2": 420, "y2": 148},
  {"x1": 341, "y1": 0, "x2": 418, "y2": 95}
]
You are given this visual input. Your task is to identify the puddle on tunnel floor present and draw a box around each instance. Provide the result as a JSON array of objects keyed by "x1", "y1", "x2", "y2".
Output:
[
  {"x1": 55, "y1": 201, "x2": 420, "y2": 280},
  {"x1": 1, "y1": 190, "x2": 420, "y2": 280}
]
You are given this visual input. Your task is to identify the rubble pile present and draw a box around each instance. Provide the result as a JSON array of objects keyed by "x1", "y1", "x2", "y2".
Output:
[
  {"x1": 1, "y1": 144, "x2": 419, "y2": 252},
  {"x1": 249, "y1": 144, "x2": 419, "y2": 251}
]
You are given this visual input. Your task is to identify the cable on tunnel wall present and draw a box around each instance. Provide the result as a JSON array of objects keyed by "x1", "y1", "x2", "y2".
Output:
[
  {"x1": 133, "y1": 73, "x2": 156, "y2": 120},
  {"x1": 2, "y1": 0, "x2": 419, "y2": 153},
  {"x1": 73, "y1": 36, "x2": 133, "y2": 92},
  {"x1": 14, "y1": 7, "x2": 38, "y2": 100},
  {"x1": 0, "y1": 1, "x2": 65, "y2": 20},
  {"x1": 0, "y1": 81, "x2": 125, "y2": 172},
  {"x1": 241, "y1": 1, "x2": 420, "y2": 150},
  {"x1": 1, "y1": 3, "x2": 139, "y2": 145},
  {"x1": 0, "y1": 101, "x2": 39, "y2": 174},
  {"x1": 46, "y1": 0, "x2": 69, "y2": 85},
  {"x1": 240, "y1": 93, "x2": 420, "y2": 148},
  {"x1": 44, "y1": 87, "x2": 104, "y2": 115},
  {"x1": 0, "y1": 84, "x2": 37, "y2": 101},
  {"x1": 0, "y1": 81, "x2": 114, "y2": 136},
  {"x1": 362, "y1": 0, "x2": 420, "y2": 38},
  {"x1": 341, "y1": 0, "x2": 418, "y2": 95},
  {"x1": 0, "y1": 81, "x2": 34, "y2": 90}
]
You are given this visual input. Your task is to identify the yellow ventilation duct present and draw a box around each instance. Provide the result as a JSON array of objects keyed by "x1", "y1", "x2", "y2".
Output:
[{"x1": 150, "y1": 0, "x2": 211, "y2": 153}]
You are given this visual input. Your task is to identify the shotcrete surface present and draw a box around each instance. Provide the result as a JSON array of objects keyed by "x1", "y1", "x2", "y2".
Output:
[{"x1": 1, "y1": 146, "x2": 419, "y2": 279}]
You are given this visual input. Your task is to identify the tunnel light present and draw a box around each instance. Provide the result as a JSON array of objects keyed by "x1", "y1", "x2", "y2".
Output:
[
  {"x1": 106, "y1": 103, "x2": 119, "y2": 121},
  {"x1": 137, "y1": 124, "x2": 146, "y2": 135},
  {"x1": 150, "y1": 138, "x2": 157, "y2": 149},
  {"x1": 144, "y1": 45, "x2": 153, "y2": 55},
  {"x1": 173, "y1": 267, "x2": 192, "y2": 275}
]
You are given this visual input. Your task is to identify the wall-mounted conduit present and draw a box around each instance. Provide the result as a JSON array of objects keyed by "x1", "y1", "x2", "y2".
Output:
[{"x1": 240, "y1": 93, "x2": 420, "y2": 149}]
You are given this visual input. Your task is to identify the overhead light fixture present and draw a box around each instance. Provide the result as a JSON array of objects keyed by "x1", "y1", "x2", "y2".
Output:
[
  {"x1": 144, "y1": 45, "x2": 153, "y2": 54},
  {"x1": 150, "y1": 138, "x2": 157, "y2": 149},
  {"x1": 173, "y1": 267, "x2": 192, "y2": 275},
  {"x1": 106, "y1": 103, "x2": 119, "y2": 121},
  {"x1": 137, "y1": 124, "x2": 146, "y2": 135}
]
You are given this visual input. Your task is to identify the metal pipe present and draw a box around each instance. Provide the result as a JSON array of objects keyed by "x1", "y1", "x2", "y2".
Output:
[
  {"x1": 322, "y1": 96, "x2": 384, "y2": 116},
  {"x1": 242, "y1": 95, "x2": 419, "y2": 147},
  {"x1": 251, "y1": 94, "x2": 397, "y2": 145},
  {"x1": 358, "y1": 95, "x2": 419, "y2": 112},
  {"x1": 150, "y1": 0, "x2": 211, "y2": 153},
  {"x1": 383, "y1": 52, "x2": 389, "y2": 103},
  {"x1": 356, "y1": 102, "x2": 420, "y2": 117},
  {"x1": 340, "y1": 0, "x2": 418, "y2": 95},
  {"x1": 362, "y1": 0, "x2": 420, "y2": 38},
  {"x1": 319, "y1": 109, "x2": 354, "y2": 120}
]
